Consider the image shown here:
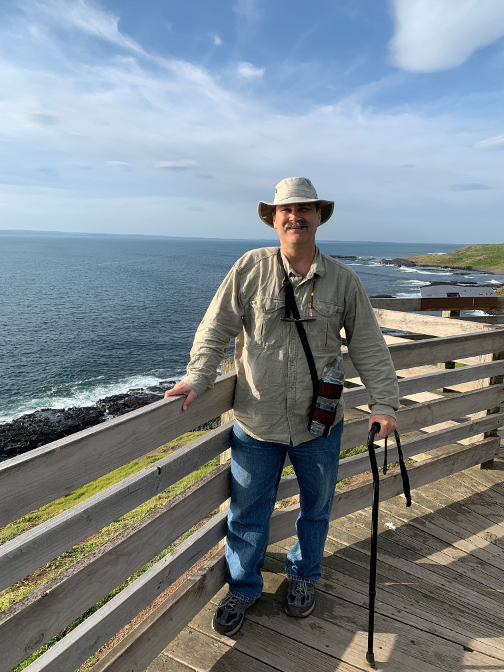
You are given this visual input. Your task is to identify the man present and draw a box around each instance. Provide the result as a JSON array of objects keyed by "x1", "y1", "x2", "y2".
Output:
[{"x1": 165, "y1": 177, "x2": 399, "y2": 636}]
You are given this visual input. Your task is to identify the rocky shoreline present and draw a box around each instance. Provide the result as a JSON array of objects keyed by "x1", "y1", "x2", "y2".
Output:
[
  {"x1": 331, "y1": 253, "x2": 504, "y2": 277},
  {"x1": 380, "y1": 257, "x2": 504, "y2": 276},
  {"x1": 0, "y1": 381, "x2": 221, "y2": 461}
]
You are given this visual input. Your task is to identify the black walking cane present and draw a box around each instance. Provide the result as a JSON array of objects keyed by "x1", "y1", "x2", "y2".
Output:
[{"x1": 365, "y1": 422, "x2": 411, "y2": 669}]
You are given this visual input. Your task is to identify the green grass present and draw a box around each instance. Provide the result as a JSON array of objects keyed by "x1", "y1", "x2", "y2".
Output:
[{"x1": 409, "y1": 244, "x2": 504, "y2": 270}]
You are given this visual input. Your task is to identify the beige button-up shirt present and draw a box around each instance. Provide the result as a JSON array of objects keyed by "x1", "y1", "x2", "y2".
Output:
[{"x1": 184, "y1": 246, "x2": 399, "y2": 446}]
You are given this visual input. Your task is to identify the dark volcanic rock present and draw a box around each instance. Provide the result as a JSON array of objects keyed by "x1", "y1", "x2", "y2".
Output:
[
  {"x1": 381, "y1": 258, "x2": 417, "y2": 268},
  {"x1": 330, "y1": 255, "x2": 358, "y2": 260},
  {"x1": 0, "y1": 380, "x2": 221, "y2": 460},
  {"x1": 369, "y1": 294, "x2": 394, "y2": 298},
  {"x1": 0, "y1": 406, "x2": 105, "y2": 459}
]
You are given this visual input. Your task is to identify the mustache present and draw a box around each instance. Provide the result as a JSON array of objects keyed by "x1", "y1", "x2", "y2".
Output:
[{"x1": 283, "y1": 220, "x2": 309, "y2": 232}]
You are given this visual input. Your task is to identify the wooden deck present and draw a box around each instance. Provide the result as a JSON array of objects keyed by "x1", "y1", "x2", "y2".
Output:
[{"x1": 148, "y1": 439, "x2": 504, "y2": 672}]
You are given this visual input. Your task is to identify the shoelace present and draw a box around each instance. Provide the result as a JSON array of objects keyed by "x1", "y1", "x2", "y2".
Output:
[
  {"x1": 224, "y1": 595, "x2": 241, "y2": 609},
  {"x1": 291, "y1": 581, "x2": 308, "y2": 597}
]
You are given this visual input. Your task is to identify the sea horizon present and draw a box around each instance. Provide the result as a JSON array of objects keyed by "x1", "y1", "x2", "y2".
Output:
[{"x1": 0, "y1": 228, "x2": 470, "y2": 247}]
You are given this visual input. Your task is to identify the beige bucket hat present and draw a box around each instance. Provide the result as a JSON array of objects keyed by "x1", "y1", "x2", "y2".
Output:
[{"x1": 258, "y1": 176, "x2": 334, "y2": 228}]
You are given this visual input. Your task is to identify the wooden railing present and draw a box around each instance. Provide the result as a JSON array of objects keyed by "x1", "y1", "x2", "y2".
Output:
[{"x1": 1, "y1": 300, "x2": 503, "y2": 672}]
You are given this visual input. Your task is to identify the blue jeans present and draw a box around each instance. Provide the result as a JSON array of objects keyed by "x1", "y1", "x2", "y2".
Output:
[{"x1": 225, "y1": 420, "x2": 343, "y2": 602}]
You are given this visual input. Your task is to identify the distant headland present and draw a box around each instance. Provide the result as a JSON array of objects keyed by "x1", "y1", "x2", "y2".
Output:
[{"x1": 407, "y1": 244, "x2": 504, "y2": 276}]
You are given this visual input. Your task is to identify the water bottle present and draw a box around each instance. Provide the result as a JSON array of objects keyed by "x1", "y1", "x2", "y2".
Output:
[{"x1": 309, "y1": 356, "x2": 345, "y2": 436}]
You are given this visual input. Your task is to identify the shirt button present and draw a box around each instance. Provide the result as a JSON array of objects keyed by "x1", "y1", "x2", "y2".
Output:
[{"x1": 290, "y1": 387, "x2": 293, "y2": 390}]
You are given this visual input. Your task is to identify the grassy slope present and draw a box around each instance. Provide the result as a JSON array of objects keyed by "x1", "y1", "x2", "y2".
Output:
[{"x1": 409, "y1": 243, "x2": 504, "y2": 270}]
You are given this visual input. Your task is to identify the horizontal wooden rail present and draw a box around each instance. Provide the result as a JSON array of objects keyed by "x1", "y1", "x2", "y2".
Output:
[
  {"x1": 374, "y1": 308, "x2": 499, "y2": 337},
  {"x1": 0, "y1": 373, "x2": 236, "y2": 528},
  {"x1": 370, "y1": 297, "x2": 504, "y2": 312},
  {"x1": 0, "y1": 423, "x2": 233, "y2": 593},
  {"x1": 341, "y1": 329, "x2": 504, "y2": 379},
  {"x1": 80, "y1": 437, "x2": 500, "y2": 672},
  {"x1": 341, "y1": 385, "x2": 502, "y2": 450},
  {"x1": 343, "y1": 359, "x2": 504, "y2": 408}
]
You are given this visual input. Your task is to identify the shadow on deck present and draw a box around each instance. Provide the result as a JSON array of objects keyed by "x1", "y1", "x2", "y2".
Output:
[{"x1": 150, "y1": 441, "x2": 504, "y2": 672}]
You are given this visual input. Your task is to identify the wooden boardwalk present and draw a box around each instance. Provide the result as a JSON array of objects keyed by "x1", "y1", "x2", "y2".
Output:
[{"x1": 148, "y1": 440, "x2": 504, "y2": 672}]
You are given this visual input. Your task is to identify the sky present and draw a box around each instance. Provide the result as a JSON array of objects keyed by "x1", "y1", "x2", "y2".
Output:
[{"x1": 0, "y1": 0, "x2": 503, "y2": 243}]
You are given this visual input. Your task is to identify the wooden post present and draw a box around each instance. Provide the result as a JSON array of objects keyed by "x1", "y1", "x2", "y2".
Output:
[
  {"x1": 481, "y1": 350, "x2": 504, "y2": 469},
  {"x1": 442, "y1": 310, "x2": 459, "y2": 391}
]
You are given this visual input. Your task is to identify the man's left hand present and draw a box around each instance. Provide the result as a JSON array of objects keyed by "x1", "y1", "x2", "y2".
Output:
[{"x1": 368, "y1": 414, "x2": 397, "y2": 439}]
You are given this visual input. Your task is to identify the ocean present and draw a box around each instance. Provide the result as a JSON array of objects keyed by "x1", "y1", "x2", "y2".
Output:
[{"x1": 2, "y1": 233, "x2": 503, "y2": 424}]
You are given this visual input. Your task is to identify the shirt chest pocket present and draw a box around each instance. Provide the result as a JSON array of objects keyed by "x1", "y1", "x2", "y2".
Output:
[
  {"x1": 249, "y1": 297, "x2": 284, "y2": 349},
  {"x1": 305, "y1": 300, "x2": 344, "y2": 352}
]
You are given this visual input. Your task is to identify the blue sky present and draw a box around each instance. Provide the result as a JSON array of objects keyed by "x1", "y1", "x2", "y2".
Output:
[{"x1": 0, "y1": 0, "x2": 503, "y2": 243}]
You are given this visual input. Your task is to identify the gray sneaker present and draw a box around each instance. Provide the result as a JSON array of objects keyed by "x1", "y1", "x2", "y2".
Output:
[
  {"x1": 285, "y1": 579, "x2": 315, "y2": 617},
  {"x1": 212, "y1": 592, "x2": 257, "y2": 636}
]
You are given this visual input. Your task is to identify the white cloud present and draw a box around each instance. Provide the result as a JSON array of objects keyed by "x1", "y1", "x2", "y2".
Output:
[
  {"x1": 389, "y1": 0, "x2": 504, "y2": 72},
  {"x1": 235, "y1": 61, "x2": 264, "y2": 79},
  {"x1": 156, "y1": 160, "x2": 199, "y2": 169},
  {"x1": 27, "y1": 0, "x2": 147, "y2": 55},
  {"x1": 213, "y1": 33, "x2": 223, "y2": 46},
  {"x1": 474, "y1": 134, "x2": 504, "y2": 150}
]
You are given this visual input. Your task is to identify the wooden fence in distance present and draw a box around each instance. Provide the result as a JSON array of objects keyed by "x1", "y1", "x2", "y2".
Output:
[{"x1": 0, "y1": 298, "x2": 503, "y2": 672}]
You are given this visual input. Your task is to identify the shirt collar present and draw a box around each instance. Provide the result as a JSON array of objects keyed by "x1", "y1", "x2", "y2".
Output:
[{"x1": 279, "y1": 246, "x2": 326, "y2": 282}]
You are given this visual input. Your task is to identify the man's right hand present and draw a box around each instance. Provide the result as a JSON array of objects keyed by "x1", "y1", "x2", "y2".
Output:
[{"x1": 164, "y1": 382, "x2": 197, "y2": 411}]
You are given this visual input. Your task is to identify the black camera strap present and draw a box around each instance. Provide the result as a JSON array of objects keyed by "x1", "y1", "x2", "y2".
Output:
[{"x1": 277, "y1": 251, "x2": 320, "y2": 428}]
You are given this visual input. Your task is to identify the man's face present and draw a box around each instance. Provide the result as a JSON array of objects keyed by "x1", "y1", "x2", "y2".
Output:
[{"x1": 272, "y1": 202, "x2": 321, "y2": 249}]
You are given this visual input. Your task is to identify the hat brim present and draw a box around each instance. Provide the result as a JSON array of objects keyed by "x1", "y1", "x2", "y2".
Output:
[{"x1": 258, "y1": 197, "x2": 334, "y2": 228}]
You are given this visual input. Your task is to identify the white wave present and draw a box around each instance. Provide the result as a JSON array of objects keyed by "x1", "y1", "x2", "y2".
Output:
[
  {"x1": 488, "y1": 279, "x2": 502, "y2": 284},
  {"x1": 395, "y1": 292, "x2": 421, "y2": 298},
  {"x1": 425, "y1": 252, "x2": 448, "y2": 255},
  {"x1": 346, "y1": 263, "x2": 362, "y2": 266},
  {"x1": 400, "y1": 279, "x2": 426, "y2": 286},
  {"x1": 1, "y1": 369, "x2": 186, "y2": 424},
  {"x1": 399, "y1": 267, "x2": 453, "y2": 275}
]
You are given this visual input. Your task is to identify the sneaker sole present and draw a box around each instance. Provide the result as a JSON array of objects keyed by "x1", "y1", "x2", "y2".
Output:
[{"x1": 285, "y1": 600, "x2": 316, "y2": 618}]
